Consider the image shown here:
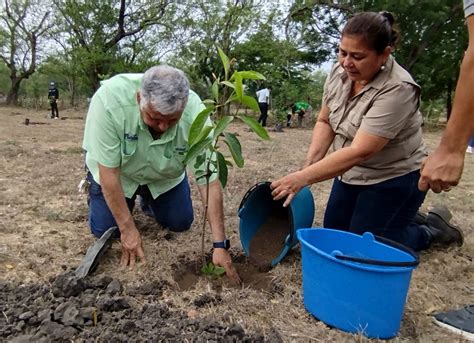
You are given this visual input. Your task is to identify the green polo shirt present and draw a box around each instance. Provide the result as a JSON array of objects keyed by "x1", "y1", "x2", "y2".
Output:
[{"x1": 82, "y1": 73, "x2": 217, "y2": 199}]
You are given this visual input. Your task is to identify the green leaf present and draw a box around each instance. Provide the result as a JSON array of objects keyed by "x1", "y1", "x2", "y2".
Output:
[
  {"x1": 220, "y1": 80, "x2": 235, "y2": 89},
  {"x1": 216, "y1": 151, "x2": 228, "y2": 188},
  {"x1": 240, "y1": 95, "x2": 260, "y2": 112},
  {"x1": 213, "y1": 115, "x2": 234, "y2": 140},
  {"x1": 217, "y1": 47, "x2": 230, "y2": 79},
  {"x1": 202, "y1": 99, "x2": 216, "y2": 105},
  {"x1": 201, "y1": 262, "x2": 214, "y2": 274},
  {"x1": 194, "y1": 153, "x2": 206, "y2": 170},
  {"x1": 213, "y1": 266, "x2": 225, "y2": 276},
  {"x1": 237, "y1": 70, "x2": 266, "y2": 80},
  {"x1": 233, "y1": 71, "x2": 243, "y2": 101},
  {"x1": 184, "y1": 137, "x2": 213, "y2": 164},
  {"x1": 223, "y1": 133, "x2": 244, "y2": 168},
  {"x1": 238, "y1": 115, "x2": 270, "y2": 140},
  {"x1": 211, "y1": 79, "x2": 219, "y2": 102},
  {"x1": 193, "y1": 125, "x2": 214, "y2": 148},
  {"x1": 188, "y1": 107, "x2": 214, "y2": 145}
]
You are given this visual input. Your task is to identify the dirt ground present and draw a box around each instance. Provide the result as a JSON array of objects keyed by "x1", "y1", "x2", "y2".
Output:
[{"x1": 0, "y1": 105, "x2": 473, "y2": 342}]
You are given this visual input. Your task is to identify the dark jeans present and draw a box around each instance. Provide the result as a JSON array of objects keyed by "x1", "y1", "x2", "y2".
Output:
[
  {"x1": 51, "y1": 102, "x2": 59, "y2": 118},
  {"x1": 87, "y1": 173, "x2": 194, "y2": 238},
  {"x1": 257, "y1": 102, "x2": 268, "y2": 127},
  {"x1": 323, "y1": 170, "x2": 431, "y2": 251}
]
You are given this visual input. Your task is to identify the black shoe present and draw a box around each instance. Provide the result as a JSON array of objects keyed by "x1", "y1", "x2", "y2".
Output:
[
  {"x1": 433, "y1": 305, "x2": 474, "y2": 340},
  {"x1": 424, "y1": 207, "x2": 463, "y2": 247},
  {"x1": 414, "y1": 211, "x2": 427, "y2": 225}
]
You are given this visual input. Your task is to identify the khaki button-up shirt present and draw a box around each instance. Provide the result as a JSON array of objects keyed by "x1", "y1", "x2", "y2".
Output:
[{"x1": 323, "y1": 56, "x2": 427, "y2": 185}]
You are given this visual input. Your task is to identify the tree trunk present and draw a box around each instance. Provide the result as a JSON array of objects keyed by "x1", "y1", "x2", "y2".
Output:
[{"x1": 6, "y1": 77, "x2": 22, "y2": 105}]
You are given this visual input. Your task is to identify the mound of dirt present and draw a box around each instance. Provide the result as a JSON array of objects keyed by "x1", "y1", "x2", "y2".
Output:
[{"x1": 1, "y1": 271, "x2": 282, "y2": 342}]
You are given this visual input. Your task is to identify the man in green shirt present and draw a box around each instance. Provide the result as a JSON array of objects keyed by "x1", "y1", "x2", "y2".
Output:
[
  {"x1": 83, "y1": 65, "x2": 240, "y2": 284},
  {"x1": 292, "y1": 101, "x2": 311, "y2": 128}
]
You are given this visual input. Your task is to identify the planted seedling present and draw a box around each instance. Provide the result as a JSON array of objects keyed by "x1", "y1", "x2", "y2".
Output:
[{"x1": 184, "y1": 47, "x2": 270, "y2": 276}]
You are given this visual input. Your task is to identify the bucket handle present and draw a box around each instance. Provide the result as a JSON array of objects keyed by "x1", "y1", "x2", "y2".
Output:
[
  {"x1": 333, "y1": 235, "x2": 419, "y2": 267},
  {"x1": 238, "y1": 181, "x2": 271, "y2": 211}
]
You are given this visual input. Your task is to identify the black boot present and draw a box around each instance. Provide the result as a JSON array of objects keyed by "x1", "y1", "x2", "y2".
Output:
[{"x1": 423, "y1": 206, "x2": 463, "y2": 247}]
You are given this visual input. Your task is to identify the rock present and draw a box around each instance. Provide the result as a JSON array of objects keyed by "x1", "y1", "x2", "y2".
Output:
[
  {"x1": 52, "y1": 272, "x2": 87, "y2": 298},
  {"x1": 18, "y1": 311, "x2": 34, "y2": 321},
  {"x1": 54, "y1": 301, "x2": 83, "y2": 326},
  {"x1": 9, "y1": 334, "x2": 34, "y2": 343},
  {"x1": 96, "y1": 296, "x2": 130, "y2": 312},
  {"x1": 105, "y1": 279, "x2": 122, "y2": 295},
  {"x1": 37, "y1": 309, "x2": 53, "y2": 322}
]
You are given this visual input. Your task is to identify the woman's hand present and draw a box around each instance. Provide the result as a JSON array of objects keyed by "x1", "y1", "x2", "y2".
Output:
[{"x1": 270, "y1": 171, "x2": 307, "y2": 207}]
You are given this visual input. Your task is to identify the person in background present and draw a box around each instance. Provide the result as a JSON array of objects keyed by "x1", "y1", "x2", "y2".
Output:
[
  {"x1": 256, "y1": 85, "x2": 271, "y2": 127},
  {"x1": 82, "y1": 65, "x2": 240, "y2": 284},
  {"x1": 418, "y1": 1, "x2": 474, "y2": 191},
  {"x1": 293, "y1": 101, "x2": 311, "y2": 128},
  {"x1": 467, "y1": 137, "x2": 474, "y2": 154},
  {"x1": 271, "y1": 11, "x2": 463, "y2": 252},
  {"x1": 48, "y1": 82, "x2": 59, "y2": 119}
]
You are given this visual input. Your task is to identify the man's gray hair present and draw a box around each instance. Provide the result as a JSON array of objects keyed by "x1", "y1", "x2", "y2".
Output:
[{"x1": 140, "y1": 65, "x2": 190, "y2": 115}]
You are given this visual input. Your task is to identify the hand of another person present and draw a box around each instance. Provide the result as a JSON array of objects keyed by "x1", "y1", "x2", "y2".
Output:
[
  {"x1": 270, "y1": 171, "x2": 306, "y2": 207},
  {"x1": 120, "y1": 227, "x2": 147, "y2": 269},
  {"x1": 418, "y1": 146, "x2": 465, "y2": 193},
  {"x1": 212, "y1": 248, "x2": 242, "y2": 286}
]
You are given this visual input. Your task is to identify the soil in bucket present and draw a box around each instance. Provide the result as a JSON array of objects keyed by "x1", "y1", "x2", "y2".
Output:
[{"x1": 248, "y1": 206, "x2": 291, "y2": 271}]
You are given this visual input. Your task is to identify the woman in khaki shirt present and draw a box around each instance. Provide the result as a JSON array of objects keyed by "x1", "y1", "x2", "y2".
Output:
[{"x1": 271, "y1": 11, "x2": 463, "y2": 251}]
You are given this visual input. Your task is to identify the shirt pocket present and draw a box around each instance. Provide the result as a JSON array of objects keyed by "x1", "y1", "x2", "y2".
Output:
[{"x1": 121, "y1": 140, "x2": 137, "y2": 165}]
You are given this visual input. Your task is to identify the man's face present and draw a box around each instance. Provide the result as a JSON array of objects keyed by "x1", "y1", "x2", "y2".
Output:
[{"x1": 137, "y1": 92, "x2": 182, "y2": 134}]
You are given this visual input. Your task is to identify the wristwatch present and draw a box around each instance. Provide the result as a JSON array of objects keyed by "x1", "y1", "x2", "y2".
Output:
[{"x1": 213, "y1": 239, "x2": 230, "y2": 250}]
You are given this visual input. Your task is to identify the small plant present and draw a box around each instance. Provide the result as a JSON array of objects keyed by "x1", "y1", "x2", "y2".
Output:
[
  {"x1": 201, "y1": 262, "x2": 226, "y2": 279},
  {"x1": 184, "y1": 47, "x2": 270, "y2": 273}
]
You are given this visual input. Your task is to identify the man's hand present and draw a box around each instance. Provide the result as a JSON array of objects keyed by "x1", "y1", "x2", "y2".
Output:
[
  {"x1": 212, "y1": 248, "x2": 241, "y2": 286},
  {"x1": 120, "y1": 227, "x2": 147, "y2": 268},
  {"x1": 418, "y1": 146, "x2": 465, "y2": 193}
]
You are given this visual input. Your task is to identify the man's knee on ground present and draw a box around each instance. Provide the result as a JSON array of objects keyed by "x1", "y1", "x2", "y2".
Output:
[{"x1": 164, "y1": 213, "x2": 194, "y2": 232}]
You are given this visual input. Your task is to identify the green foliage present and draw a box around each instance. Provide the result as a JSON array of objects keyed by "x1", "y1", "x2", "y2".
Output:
[
  {"x1": 185, "y1": 47, "x2": 270, "y2": 186},
  {"x1": 185, "y1": 47, "x2": 270, "y2": 269},
  {"x1": 201, "y1": 262, "x2": 225, "y2": 278}
]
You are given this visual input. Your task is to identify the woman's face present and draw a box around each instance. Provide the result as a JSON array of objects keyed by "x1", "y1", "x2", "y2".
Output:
[{"x1": 338, "y1": 34, "x2": 390, "y2": 84}]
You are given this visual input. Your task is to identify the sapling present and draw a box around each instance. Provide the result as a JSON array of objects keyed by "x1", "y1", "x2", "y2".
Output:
[{"x1": 184, "y1": 47, "x2": 270, "y2": 277}]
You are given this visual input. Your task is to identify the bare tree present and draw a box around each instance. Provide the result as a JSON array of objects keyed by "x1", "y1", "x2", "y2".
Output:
[{"x1": 0, "y1": 0, "x2": 52, "y2": 105}]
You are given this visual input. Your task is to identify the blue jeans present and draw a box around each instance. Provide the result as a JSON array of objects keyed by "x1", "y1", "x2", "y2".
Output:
[
  {"x1": 323, "y1": 171, "x2": 430, "y2": 251},
  {"x1": 87, "y1": 173, "x2": 194, "y2": 238}
]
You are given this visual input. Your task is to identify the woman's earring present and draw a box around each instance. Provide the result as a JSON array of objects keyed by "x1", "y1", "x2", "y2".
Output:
[{"x1": 380, "y1": 65, "x2": 386, "y2": 71}]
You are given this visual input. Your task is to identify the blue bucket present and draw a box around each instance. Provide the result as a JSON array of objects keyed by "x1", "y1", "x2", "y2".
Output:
[
  {"x1": 297, "y1": 228, "x2": 419, "y2": 339},
  {"x1": 238, "y1": 182, "x2": 315, "y2": 266}
]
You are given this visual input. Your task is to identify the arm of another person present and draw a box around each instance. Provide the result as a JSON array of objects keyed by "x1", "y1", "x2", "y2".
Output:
[
  {"x1": 419, "y1": 15, "x2": 474, "y2": 192},
  {"x1": 98, "y1": 164, "x2": 146, "y2": 267},
  {"x1": 272, "y1": 129, "x2": 389, "y2": 206},
  {"x1": 197, "y1": 180, "x2": 241, "y2": 285},
  {"x1": 303, "y1": 105, "x2": 336, "y2": 168}
]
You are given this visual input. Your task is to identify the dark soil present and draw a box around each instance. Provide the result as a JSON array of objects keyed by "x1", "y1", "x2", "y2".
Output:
[{"x1": 1, "y1": 271, "x2": 282, "y2": 342}]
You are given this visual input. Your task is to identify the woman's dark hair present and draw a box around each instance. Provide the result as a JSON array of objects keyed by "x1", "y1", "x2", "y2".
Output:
[{"x1": 342, "y1": 11, "x2": 399, "y2": 54}]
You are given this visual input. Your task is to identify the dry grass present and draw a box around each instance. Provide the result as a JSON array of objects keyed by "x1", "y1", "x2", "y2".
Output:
[{"x1": 0, "y1": 105, "x2": 472, "y2": 342}]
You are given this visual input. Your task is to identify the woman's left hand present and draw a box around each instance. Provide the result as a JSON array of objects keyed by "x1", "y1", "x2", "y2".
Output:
[{"x1": 270, "y1": 171, "x2": 306, "y2": 207}]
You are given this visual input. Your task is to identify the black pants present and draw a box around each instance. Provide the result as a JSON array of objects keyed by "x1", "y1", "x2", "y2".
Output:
[
  {"x1": 257, "y1": 102, "x2": 268, "y2": 127},
  {"x1": 51, "y1": 102, "x2": 59, "y2": 118}
]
